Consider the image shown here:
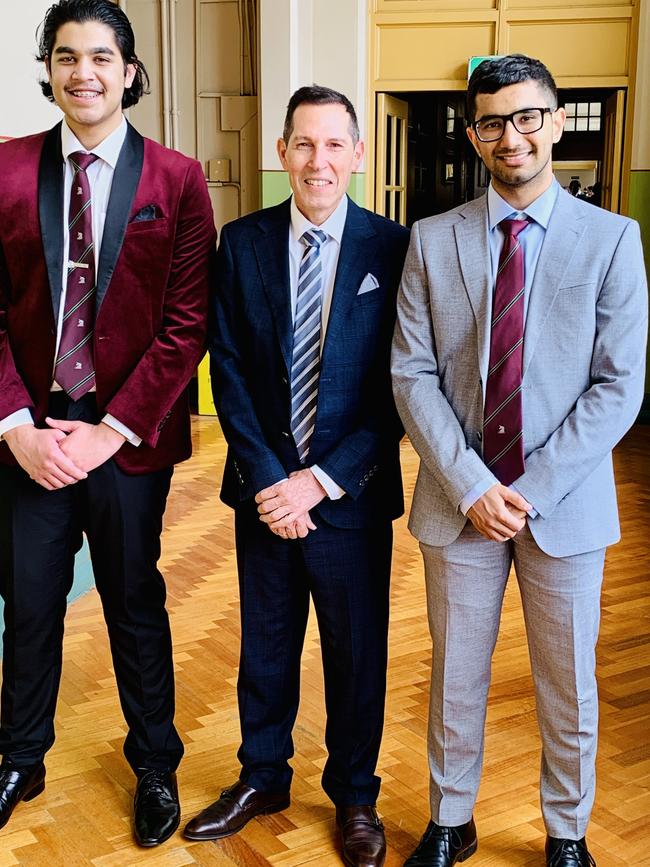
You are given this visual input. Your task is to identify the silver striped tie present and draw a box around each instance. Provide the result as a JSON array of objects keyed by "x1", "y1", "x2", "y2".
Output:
[{"x1": 291, "y1": 229, "x2": 327, "y2": 462}]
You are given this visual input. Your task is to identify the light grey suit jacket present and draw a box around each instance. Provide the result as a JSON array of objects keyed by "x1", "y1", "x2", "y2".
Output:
[{"x1": 391, "y1": 189, "x2": 648, "y2": 557}]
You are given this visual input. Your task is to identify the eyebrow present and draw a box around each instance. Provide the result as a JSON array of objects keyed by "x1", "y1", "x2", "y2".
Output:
[
  {"x1": 294, "y1": 136, "x2": 347, "y2": 143},
  {"x1": 476, "y1": 107, "x2": 546, "y2": 120},
  {"x1": 54, "y1": 45, "x2": 117, "y2": 56}
]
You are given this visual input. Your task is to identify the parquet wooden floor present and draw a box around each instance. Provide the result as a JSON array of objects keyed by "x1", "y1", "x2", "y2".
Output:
[{"x1": 1, "y1": 419, "x2": 648, "y2": 866}]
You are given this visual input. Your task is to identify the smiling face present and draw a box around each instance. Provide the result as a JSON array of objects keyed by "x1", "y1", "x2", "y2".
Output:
[
  {"x1": 467, "y1": 80, "x2": 565, "y2": 208},
  {"x1": 46, "y1": 20, "x2": 136, "y2": 149},
  {"x1": 277, "y1": 102, "x2": 364, "y2": 225}
]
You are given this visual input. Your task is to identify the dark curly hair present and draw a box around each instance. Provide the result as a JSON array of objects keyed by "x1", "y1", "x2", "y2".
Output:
[
  {"x1": 36, "y1": 0, "x2": 149, "y2": 108},
  {"x1": 467, "y1": 54, "x2": 557, "y2": 122}
]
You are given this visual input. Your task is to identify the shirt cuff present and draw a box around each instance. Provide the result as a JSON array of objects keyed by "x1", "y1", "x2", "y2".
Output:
[
  {"x1": 102, "y1": 414, "x2": 142, "y2": 447},
  {"x1": 0, "y1": 408, "x2": 34, "y2": 440},
  {"x1": 511, "y1": 483, "x2": 537, "y2": 518},
  {"x1": 460, "y1": 479, "x2": 496, "y2": 515},
  {"x1": 311, "y1": 464, "x2": 345, "y2": 500}
]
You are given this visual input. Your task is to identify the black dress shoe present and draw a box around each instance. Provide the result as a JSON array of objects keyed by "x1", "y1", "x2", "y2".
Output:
[
  {"x1": 183, "y1": 780, "x2": 290, "y2": 840},
  {"x1": 337, "y1": 805, "x2": 386, "y2": 867},
  {"x1": 133, "y1": 769, "x2": 180, "y2": 847},
  {"x1": 546, "y1": 837, "x2": 596, "y2": 866},
  {"x1": 404, "y1": 818, "x2": 477, "y2": 866},
  {"x1": 0, "y1": 761, "x2": 46, "y2": 831}
]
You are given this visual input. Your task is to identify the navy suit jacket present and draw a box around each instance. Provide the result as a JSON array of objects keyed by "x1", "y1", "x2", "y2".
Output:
[{"x1": 210, "y1": 196, "x2": 410, "y2": 529}]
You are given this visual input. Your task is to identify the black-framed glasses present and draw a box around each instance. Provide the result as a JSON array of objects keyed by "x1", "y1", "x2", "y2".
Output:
[{"x1": 471, "y1": 107, "x2": 555, "y2": 142}]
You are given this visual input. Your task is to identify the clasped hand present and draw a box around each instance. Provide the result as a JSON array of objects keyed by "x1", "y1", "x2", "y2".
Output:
[
  {"x1": 255, "y1": 468, "x2": 327, "y2": 540},
  {"x1": 467, "y1": 483, "x2": 532, "y2": 542},
  {"x1": 4, "y1": 418, "x2": 126, "y2": 491}
]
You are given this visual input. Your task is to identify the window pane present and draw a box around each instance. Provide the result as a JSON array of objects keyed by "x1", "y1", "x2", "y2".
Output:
[
  {"x1": 385, "y1": 116, "x2": 392, "y2": 187},
  {"x1": 589, "y1": 102, "x2": 601, "y2": 116},
  {"x1": 576, "y1": 116, "x2": 588, "y2": 131},
  {"x1": 395, "y1": 118, "x2": 402, "y2": 178},
  {"x1": 565, "y1": 102, "x2": 576, "y2": 116},
  {"x1": 589, "y1": 116, "x2": 601, "y2": 131},
  {"x1": 564, "y1": 117, "x2": 576, "y2": 132},
  {"x1": 577, "y1": 103, "x2": 588, "y2": 116}
]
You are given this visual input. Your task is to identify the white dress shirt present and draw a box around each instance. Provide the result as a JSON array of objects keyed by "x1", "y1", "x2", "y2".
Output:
[
  {"x1": 288, "y1": 195, "x2": 349, "y2": 500},
  {"x1": 0, "y1": 118, "x2": 140, "y2": 445}
]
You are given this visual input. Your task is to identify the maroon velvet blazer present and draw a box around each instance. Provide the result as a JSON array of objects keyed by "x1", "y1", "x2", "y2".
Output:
[{"x1": 0, "y1": 122, "x2": 216, "y2": 474}]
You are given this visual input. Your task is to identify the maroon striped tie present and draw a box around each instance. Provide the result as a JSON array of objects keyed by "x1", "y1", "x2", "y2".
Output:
[
  {"x1": 54, "y1": 151, "x2": 98, "y2": 399},
  {"x1": 483, "y1": 217, "x2": 530, "y2": 485}
]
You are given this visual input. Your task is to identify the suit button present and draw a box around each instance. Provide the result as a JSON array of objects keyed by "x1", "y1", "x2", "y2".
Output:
[
  {"x1": 282, "y1": 377, "x2": 288, "y2": 385},
  {"x1": 477, "y1": 431, "x2": 482, "y2": 441},
  {"x1": 282, "y1": 431, "x2": 290, "y2": 438}
]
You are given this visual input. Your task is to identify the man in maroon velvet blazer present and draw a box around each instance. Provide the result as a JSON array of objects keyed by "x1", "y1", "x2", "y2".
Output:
[{"x1": 0, "y1": 0, "x2": 215, "y2": 846}]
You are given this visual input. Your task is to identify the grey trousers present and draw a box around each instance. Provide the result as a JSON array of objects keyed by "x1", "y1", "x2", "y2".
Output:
[{"x1": 420, "y1": 522, "x2": 605, "y2": 839}]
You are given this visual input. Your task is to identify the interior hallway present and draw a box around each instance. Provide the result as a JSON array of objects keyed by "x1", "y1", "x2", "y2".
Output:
[{"x1": 0, "y1": 418, "x2": 648, "y2": 866}]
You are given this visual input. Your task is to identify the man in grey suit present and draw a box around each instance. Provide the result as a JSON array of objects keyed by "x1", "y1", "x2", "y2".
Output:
[{"x1": 392, "y1": 55, "x2": 647, "y2": 867}]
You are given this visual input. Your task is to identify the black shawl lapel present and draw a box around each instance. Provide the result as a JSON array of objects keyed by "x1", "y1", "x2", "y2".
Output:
[
  {"x1": 38, "y1": 123, "x2": 65, "y2": 320},
  {"x1": 95, "y1": 121, "x2": 144, "y2": 309}
]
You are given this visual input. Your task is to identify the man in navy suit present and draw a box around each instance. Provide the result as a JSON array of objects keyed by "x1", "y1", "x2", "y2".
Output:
[{"x1": 183, "y1": 86, "x2": 409, "y2": 867}]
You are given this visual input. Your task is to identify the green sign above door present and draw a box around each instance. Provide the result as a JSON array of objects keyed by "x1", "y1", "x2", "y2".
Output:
[{"x1": 468, "y1": 56, "x2": 505, "y2": 81}]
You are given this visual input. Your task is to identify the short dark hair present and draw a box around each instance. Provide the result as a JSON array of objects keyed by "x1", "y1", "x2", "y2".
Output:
[
  {"x1": 467, "y1": 54, "x2": 557, "y2": 122},
  {"x1": 36, "y1": 0, "x2": 149, "y2": 108},
  {"x1": 283, "y1": 85, "x2": 360, "y2": 144}
]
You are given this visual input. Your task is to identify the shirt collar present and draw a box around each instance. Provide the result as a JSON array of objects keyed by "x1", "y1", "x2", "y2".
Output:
[
  {"x1": 61, "y1": 117, "x2": 128, "y2": 170},
  {"x1": 290, "y1": 194, "x2": 348, "y2": 246},
  {"x1": 487, "y1": 178, "x2": 559, "y2": 231}
]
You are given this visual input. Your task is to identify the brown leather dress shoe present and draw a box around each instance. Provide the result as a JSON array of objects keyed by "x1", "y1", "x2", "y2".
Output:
[
  {"x1": 336, "y1": 805, "x2": 386, "y2": 867},
  {"x1": 183, "y1": 780, "x2": 290, "y2": 840}
]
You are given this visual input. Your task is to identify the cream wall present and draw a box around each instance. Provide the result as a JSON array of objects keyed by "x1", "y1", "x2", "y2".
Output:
[
  {"x1": 259, "y1": 0, "x2": 367, "y2": 204},
  {"x1": 2, "y1": 1, "x2": 62, "y2": 137}
]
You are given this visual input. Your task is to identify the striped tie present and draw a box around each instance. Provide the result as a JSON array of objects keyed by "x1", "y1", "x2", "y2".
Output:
[
  {"x1": 54, "y1": 151, "x2": 99, "y2": 399},
  {"x1": 291, "y1": 228, "x2": 327, "y2": 462},
  {"x1": 483, "y1": 217, "x2": 530, "y2": 485}
]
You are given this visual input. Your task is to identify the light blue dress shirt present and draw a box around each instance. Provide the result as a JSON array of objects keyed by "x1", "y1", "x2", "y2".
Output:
[{"x1": 460, "y1": 179, "x2": 560, "y2": 518}]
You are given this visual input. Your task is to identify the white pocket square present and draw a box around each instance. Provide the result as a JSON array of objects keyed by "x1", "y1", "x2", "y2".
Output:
[{"x1": 357, "y1": 273, "x2": 379, "y2": 295}]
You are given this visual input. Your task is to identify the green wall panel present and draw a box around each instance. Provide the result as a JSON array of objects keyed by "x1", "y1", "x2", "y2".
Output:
[
  {"x1": 629, "y1": 171, "x2": 650, "y2": 265},
  {"x1": 628, "y1": 170, "x2": 650, "y2": 409}
]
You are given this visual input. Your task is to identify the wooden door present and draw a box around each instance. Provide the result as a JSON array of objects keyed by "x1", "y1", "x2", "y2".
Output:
[
  {"x1": 601, "y1": 90, "x2": 626, "y2": 213},
  {"x1": 375, "y1": 93, "x2": 408, "y2": 225}
]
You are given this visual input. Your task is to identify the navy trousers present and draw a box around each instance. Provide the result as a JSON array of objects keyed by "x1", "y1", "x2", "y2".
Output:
[
  {"x1": 0, "y1": 393, "x2": 183, "y2": 772},
  {"x1": 234, "y1": 504, "x2": 392, "y2": 806}
]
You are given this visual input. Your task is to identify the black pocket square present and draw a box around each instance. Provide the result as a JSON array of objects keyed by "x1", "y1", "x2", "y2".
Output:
[{"x1": 132, "y1": 204, "x2": 160, "y2": 222}]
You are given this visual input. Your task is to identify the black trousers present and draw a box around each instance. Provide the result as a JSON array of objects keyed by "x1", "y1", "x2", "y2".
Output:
[
  {"x1": 234, "y1": 504, "x2": 392, "y2": 806},
  {"x1": 0, "y1": 394, "x2": 183, "y2": 772}
]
